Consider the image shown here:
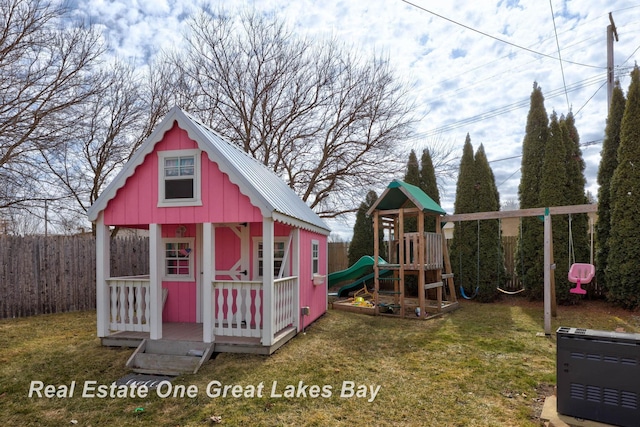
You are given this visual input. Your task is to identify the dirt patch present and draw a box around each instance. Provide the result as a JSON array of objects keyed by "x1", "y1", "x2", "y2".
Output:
[{"x1": 531, "y1": 383, "x2": 555, "y2": 422}]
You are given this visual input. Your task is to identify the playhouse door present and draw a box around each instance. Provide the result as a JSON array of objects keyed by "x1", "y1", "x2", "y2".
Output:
[
  {"x1": 161, "y1": 224, "x2": 199, "y2": 323},
  {"x1": 214, "y1": 224, "x2": 250, "y2": 280}
]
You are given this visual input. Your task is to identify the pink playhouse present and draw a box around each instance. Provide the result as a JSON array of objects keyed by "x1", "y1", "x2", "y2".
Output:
[{"x1": 88, "y1": 107, "x2": 330, "y2": 369}]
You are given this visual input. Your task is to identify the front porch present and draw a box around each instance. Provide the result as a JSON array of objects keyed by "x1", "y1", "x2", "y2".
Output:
[
  {"x1": 100, "y1": 274, "x2": 299, "y2": 355},
  {"x1": 101, "y1": 322, "x2": 297, "y2": 355}
]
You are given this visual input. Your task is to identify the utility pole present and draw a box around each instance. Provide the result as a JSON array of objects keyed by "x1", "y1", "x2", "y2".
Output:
[
  {"x1": 607, "y1": 12, "x2": 619, "y2": 112},
  {"x1": 44, "y1": 198, "x2": 48, "y2": 237}
]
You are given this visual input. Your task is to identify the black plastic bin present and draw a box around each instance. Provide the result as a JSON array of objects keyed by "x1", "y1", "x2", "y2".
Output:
[{"x1": 556, "y1": 326, "x2": 640, "y2": 427}]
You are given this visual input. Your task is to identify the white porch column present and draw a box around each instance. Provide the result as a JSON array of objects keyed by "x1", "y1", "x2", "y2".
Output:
[
  {"x1": 292, "y1": 228, "x2": 301, "y2": 331},
  {"x1": 261, "y1": 217, "x2": 274, "y2": 345},
  {"x1": 95, "y1": 213, "x2": 110, "y2": 337},
  {"x1": 202, "y1": 222, "x2": 215, "y2": 343},
  {"x1": 149, "y1": 223, "x2": 163, "y2": 340}
]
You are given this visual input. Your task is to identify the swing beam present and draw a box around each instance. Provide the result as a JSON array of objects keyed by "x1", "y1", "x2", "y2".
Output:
[{"x1": 443, "y1": 203, "x2": 598, "y2": 335}]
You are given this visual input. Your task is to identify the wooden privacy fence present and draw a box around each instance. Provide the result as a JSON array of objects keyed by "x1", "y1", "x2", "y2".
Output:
[
  {"x1": 328, "y1": 242, "x2": 349, "y2": 273},
  {"x1": 501, "y1": 236, "x2": 522, "y2": 291},
  {"x1": 0, "y1": 235, "x2": 149, "y2": 319}
]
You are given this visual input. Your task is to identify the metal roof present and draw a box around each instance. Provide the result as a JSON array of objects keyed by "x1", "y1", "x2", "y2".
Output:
[
  {"x1": 367, "y1": 179, "x2": 446, "y2": 215},
  {"x1": 88, "y1": 107, "x2": 330, "y2": 234}
]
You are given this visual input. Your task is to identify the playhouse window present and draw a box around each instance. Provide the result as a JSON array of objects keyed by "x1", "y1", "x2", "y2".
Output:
[
  {"x1": 311, "y1": 240, "x2": 319, "y2": 276},
  {"x1": 163, "y1": 239, "x2": 194, "y2": 280},
  {"x1": 158, "y1": 150, "x2": 201, "y2": 206},
  {"x1": 256, "y1": 240, "x2": 287, "y2": 277}
]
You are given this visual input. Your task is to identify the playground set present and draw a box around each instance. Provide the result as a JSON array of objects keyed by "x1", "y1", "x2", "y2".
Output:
[
  {"x1": 330, "y1": 180, "x2": 459, "y2": 319},
  {"x1": 329, "y1": 185, "x2": 598, "y2": 325}
]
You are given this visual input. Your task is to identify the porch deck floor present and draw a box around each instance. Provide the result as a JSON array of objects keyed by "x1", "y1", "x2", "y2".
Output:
[
  {"x1": 107, "y1": 323, "x2": 267, "y2": 344},
  {"x1": 108, "y1": 323, "x2": 206, "y2": 342}
]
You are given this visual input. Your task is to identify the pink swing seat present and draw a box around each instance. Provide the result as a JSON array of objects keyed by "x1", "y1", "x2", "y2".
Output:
[{"x1": 568, "y1": 263, "x2": 595, "y2": 295}]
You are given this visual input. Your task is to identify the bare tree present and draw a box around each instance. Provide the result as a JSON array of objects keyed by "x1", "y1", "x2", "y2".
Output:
[
  {"x1": 0, "y1": 0, "x2": 104, "y2": 214},
  {"x1": 171, "y1": 8, "x2": 417, "y2": 217},
  {"x1": 38, "y1": 59, "x2": 170, "y2": 224}
]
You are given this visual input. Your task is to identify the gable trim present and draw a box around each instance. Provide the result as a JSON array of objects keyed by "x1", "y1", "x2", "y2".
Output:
[{"x1": 88, "y1": 107, "x2": 330, "y2": 235}]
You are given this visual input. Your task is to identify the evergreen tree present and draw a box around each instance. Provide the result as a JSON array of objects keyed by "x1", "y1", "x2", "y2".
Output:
[
  {"x1": 403, "y1": 150, "x2": 421, "y2": 232},
  {"x1": 348, "y1": 190, "x2": 386, "y2": 266},
  {"x1": 473, "y1": 144, "x2": 503, "y2": 302},
  {"x1": 596, "y1": 83, "x2": 626, "y2": 288},
  {"x1": 419, "y1": 148, "x2": 440, "y2": 232},
  {"x1": 539, "y1": 113, "x2": 570, "y2": 301},
  {"x1": 561, "y1": 112, "x2": 590, "y2": 297},
  {"x1": 451, "y1": 135, "x2": 479, "y2": 297},
  {"x1": 606, "y1": 65, "x2": 640, "y2": 309},
  {"x1": 517, "y1": 82, "x2": 549, "y2": 299}
]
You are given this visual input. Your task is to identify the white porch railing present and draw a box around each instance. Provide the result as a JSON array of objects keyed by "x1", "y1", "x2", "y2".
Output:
[
  {"x1": 212, "y1": 280, "x2": 263, "y2": 338},
  {"x1": 211, "y1": 276, "x2": 298, "y2": 340},
  {"x1": 106, "y1": 275, "x2": 150, "y2": 332},
  {"x1": 274, "y1": 276, "x2": 297, "y2": 334}
]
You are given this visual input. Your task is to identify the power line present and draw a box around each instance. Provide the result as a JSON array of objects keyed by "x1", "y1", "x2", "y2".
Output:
[
  {"x1": 549, "y1": 0, "x2": 570, "y2": 111},
  {"x1": 400, "y1": 0, "x2": 605, "y2": 69},
  {"x1": 575, "y1": 80, "x2": 607, "y2": 116},
  {"x1": 426, "y1": 8, "x2": 625, "y2": 95},
  {"x1": 497, "y1": 168, "x2": 521, "y2": 189},
  {"x1": 411, "y1": 74, "x2": 606, "y2": 140},
  {"x1": 436, "y1": 139, "x2": 603, "y2": 176}
]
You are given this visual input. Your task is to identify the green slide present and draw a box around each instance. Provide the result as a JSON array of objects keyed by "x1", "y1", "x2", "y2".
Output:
[{"x1": 328, "y1": 256, "x2": 389, "y2": 298}]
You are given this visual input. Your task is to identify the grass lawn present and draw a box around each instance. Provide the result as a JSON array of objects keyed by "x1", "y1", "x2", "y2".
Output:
[{"x1": 1, "y1": 297, "x2": 638, "y2": 426}]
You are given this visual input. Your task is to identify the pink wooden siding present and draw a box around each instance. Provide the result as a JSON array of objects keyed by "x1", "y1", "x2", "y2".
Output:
[
  {"x1": 162, "y1": 281, "x2": 197, "y2": 322},
  {"x1": 161, "y1": 224, "x2": 197, "y2": 323},
  {"x1": 103, "y1": 123, "x2": 263, "y2": 226},
  {"x1": 299, "y1": 229, "x2": 327, "y2": 328}
]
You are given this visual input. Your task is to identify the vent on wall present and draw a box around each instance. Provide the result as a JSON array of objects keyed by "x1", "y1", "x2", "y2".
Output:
[{"x1": 557, "y1": 326, "x2": 640, "y2": 427}]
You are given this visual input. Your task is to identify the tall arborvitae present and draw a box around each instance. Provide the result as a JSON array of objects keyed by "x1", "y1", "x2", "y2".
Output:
[
  {"x1": 538, "y1": 113, "x2": 567, "y2": 299},
  {"x1": 562, "y1": 112, "x2": 590, "y2": 295},
  {"x1": 596, "y1": 83, "x2": 626, "y2": 288},
  {"x1": 539, "y1": 113, "x2": 571, "y2": 301},
  {"x1": 474, "y1": 144, "x2": 503, "y2": 302},
  {"x1": 606, "y1": 65, "x2": 640, "y2": 309},
  {"x1": 451, "y1": 135, "x2": 479, "y2": 297},
  {"x1": 419, "y1": 148, "x2": 440, "y2": 232},
  {"x1": 403, "y1": 150, "x2": 421, "y2": 232},
  {"x1": 518, "y1": 82, "x2": 549, "y2": 299},
  {"x1": 348, "y1": 190, "x2": 386, "y2": 266}
]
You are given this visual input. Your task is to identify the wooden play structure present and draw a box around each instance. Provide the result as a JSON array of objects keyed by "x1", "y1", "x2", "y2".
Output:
[{"x1": 332, "y1": 180, "x2": 459, "y2": 319}]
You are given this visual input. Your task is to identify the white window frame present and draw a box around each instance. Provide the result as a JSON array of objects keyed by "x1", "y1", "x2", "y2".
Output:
[
  {"x1": 311, "y1": 239, "x2": 320, "y2": 278},
  {"x1": 157, "y1": 149, "x2": 202, "y2": 207},
  {"x1": 162, "y1": 237, "x2": 195, "y2": 281},
  {"x1": 253, "y1": 237, "x2": 289, "y2": 279}
]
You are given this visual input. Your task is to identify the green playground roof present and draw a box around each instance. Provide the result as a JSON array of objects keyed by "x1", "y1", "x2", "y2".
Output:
[{"x1": 367, "y1": 179, "x2": 446, "y2": 216}]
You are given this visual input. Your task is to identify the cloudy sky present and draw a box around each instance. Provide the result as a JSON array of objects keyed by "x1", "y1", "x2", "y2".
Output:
[{"x1": 70, "y1": 0, "x2": 640, "y2": 237}]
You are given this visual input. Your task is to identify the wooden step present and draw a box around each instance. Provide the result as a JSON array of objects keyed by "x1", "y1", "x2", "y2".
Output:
[{"x1": 126, "y1": 339, "x2": 215, "y2": 376}]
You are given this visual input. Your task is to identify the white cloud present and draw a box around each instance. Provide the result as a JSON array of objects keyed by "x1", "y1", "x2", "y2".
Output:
[{"x1": 72, "y1": 0, "x2": 640, "y2": 227}]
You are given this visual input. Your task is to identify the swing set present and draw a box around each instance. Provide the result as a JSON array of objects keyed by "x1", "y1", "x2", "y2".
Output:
[
  {"x1": 457, "y1": 217, "x2": 526, "y2": 299},
  {"x1": 456, "y1": 211, "x2": 595, "y2": 299},
  {"x1": 444, "y1": 203, "x2": 598, "y2": 334},
  {"x1": 458, "y1": 218, "x2": 525, "y2": 300}
]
